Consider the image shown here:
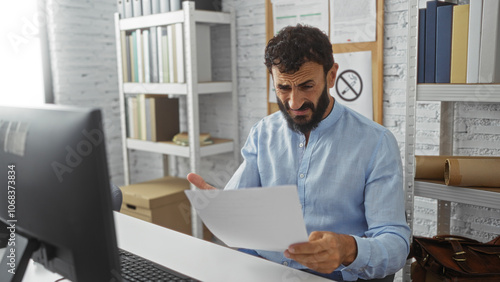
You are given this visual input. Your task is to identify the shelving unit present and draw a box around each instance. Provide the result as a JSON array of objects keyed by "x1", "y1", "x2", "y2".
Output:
[
  {"x1": 113, "y1": 1, "x2": 239, "y2": 239},
  {"x1": 404, "y1": 1, "x2": 500, "y2": 281}
]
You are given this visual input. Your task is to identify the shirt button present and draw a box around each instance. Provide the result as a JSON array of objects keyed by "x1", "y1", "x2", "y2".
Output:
[
  {"x1": 299, "y1": 173, "x2": 305, "y2": 178},
  {"x1": 299, "y1": 143, "x2": 304, "y2": 148},
  {"x1": 283, "y1": 261, "x2": 289, "y2": 266}
]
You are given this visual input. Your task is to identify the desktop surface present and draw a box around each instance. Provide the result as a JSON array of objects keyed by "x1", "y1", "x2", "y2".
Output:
[{"x1": 16, "y1": 212, "x2": 333, "y2": 282}]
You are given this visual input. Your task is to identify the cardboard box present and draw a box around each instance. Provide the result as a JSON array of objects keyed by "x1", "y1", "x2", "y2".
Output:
[{"x1": 120, "y1": 176, "x2": 212, "y2": 239}]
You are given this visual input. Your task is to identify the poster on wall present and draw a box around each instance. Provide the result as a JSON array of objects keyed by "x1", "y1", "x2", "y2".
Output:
[
  {"x1": 330, "y1": 0, "x2": 376, "y2": 44},
  {"x1": 271, "y1": 0, "x2": 329, "y2": 36},
  {"x1": 331, "y1": 51, "x2": 373, "y2": 120}
]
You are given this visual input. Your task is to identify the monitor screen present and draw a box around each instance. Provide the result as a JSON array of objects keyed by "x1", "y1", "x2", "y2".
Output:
[{"x1": 0, "y1": 104, "x2": 121, "y2": 281}]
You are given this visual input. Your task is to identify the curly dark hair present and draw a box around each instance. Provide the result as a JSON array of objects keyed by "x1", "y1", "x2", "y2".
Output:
[{"x1": 264, "y1": 24, "x2": 334, "y2": 75}]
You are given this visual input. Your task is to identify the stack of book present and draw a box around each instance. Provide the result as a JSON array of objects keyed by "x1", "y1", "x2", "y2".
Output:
[
  {"x1": 418, "y1": 0, "x2": 500, "y2": 84},
  {"x1": 126, "y1": 94, "x2": 179, "y2": 141},
  {"x1": 172, "y1": 132, "x2": 214, "y2": 146},
  {"x1": 117, "y1": 0, "x2": 212, "y2": 84}
]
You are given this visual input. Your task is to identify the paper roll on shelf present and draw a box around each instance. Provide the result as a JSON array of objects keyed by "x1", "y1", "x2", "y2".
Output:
[
  {"x1": 445, "y1": 158, "x2": 500, "y2": 187},
  {"x1": 415, "y1": 155, "x2": 500, "y2": 181}
]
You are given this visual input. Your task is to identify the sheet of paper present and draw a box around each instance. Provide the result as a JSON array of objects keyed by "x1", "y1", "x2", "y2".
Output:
[
  {"x1": 331, "y1": 50, "x2": 373, "y2": 120},
  {"x1": 272, "y1": 0, "x2": 329, "y2": 36},
  {"x1": 185, "y1": 186, "x2": 308, "y2": 252},
  {"x1": 330, "y1": 0, "x2": 376, "y2": 44}
]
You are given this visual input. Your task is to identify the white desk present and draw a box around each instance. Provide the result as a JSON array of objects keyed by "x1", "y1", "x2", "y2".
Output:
[{"x1": 15, "y1": 212, "x2": 332, "y2": 282}]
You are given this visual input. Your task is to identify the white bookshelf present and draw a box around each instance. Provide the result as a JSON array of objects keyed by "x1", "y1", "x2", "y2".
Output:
[
  {"x1": 404, "y1": 1, "x2": 500, "y2": 281},
  {"x1": 114, "y1": 1, "x2": 239, "y2": 239}
]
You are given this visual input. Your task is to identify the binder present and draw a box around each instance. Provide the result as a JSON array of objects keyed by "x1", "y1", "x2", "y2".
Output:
[
  {"x1": 170, "y1": 0, "x2": 181, "y2": 11},
  {"x1": 435, "y1": 5, "x2": 453, "y2": 83},
  {"x1": 478, "y1": 0, "x2": 500, "y2": 83},
  {"x1": 424, "y1": 1, "x2": 455, "y2": 83},
  {"x1": 160, "y1": 0, "x2": 170, "y2": 12},
  {"x1": 450, "y1": 4, "x2": 469, "y2": 84},
  {"x1": 124, "y1": 0, "x2": 133, "y2": 18},
  {"x1": 117, "y1": 0, "x2": 125, "y2": 17},
  {"x1": 132, "y1": 0, "x2": 142, "y2": 17},
  {"x1": 151, "y1": 0, "x2": 160, "y2": 14},
  {"x1": 418, "y1": 9, "x2": 426, "y2": 84},
  {"x1": 170, "y1": 0, "x2": 184, "y2": 83},
  {"x1": 142, "y1": 0, "x2": 151, "y2": 15},
  {"x1": 466, "y1": 0, "x2": 483, "y2": 83}
]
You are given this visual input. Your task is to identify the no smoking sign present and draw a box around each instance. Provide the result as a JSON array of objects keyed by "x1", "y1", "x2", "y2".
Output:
[{"x1": 335, "y1": 70, "x2": 363, "y2": 102}]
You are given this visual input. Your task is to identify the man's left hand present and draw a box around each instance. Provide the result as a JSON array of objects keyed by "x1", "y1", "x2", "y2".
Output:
[{"x1": 284, "y1": 231, "x2": 357, "y2": 274}]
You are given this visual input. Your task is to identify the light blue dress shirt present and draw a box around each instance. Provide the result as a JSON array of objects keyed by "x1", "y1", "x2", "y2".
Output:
[{"x1": 224, "y1": 101, "x2": 411, "y2": 281}]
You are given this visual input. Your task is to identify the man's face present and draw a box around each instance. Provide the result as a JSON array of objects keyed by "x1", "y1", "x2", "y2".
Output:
[{"x1": 273, "y1": 61, "x2": 338, "y2": 134}]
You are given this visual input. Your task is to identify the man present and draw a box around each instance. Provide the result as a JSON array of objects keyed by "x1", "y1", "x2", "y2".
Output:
[{"x1": 188, "y1": 24, "x2": 410, "y2": 281}]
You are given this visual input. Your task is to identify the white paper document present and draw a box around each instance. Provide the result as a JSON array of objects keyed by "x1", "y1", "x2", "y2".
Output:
[
  {"x1": 330, "y1": 0, "x2": 377, "y2": 44},
  {"x1": 331, "y1": 51, "x2": 373, "y2": 120},
  {"x1": 185, "y1": 186, "x2": 308, "y2": 252},
  {"x1": 272, "y1": 0, "x2": 329, "y2": 36}
]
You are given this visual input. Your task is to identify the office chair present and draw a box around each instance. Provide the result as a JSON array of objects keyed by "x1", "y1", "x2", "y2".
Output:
[{"x1": 110, "y1": 182, "x2": 123, "y2": 212}]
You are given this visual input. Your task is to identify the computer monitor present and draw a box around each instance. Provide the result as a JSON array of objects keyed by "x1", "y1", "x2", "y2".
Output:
[{"x1": 0, "y1": 104, "x2": 121, "y2": 281}]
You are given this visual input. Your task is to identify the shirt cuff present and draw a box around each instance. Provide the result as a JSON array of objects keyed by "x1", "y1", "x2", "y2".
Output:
[{"x1": 340, "y1": 235, "x2": 370, "y2": 281}]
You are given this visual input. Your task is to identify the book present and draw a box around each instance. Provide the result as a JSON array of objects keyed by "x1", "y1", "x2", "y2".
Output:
[
  {"x1": 126, "y1": 97, "x2": 136, "y2": 138},
  {"x1": 424, "y1": 0, "x2": 455, "y2": 83},
  {"x1": 174, "y1": 23, "x2": 185, "y2": 83},
  {"x1": 196, "y1": 24, "x2": 212, "y2": 82},
  {"x1": 170, "y1": 0, "x2": 184, "y2": 83},
  {"x1": 450, "y1": 4, "x2": 469, "y2": 84},
  {"x1": 143, "y1": 29, "x2": 151, "y2": 83},
  {"x1": 173, "y1": 132, "x2": 213, "y2": 146},
  {"x1": 131, "y1": 31, "x2": 138, "y2": 82},
  {"x1": 167, "y1": 25, "x2": 177, "y2": 82},
  {"x1": 435, "y1": 5, "x2": 453, "y2": 83},
  {"x1": 478, "y1": 0, "x2": 500, "y2": 83},
  {"x1": 466, "y1": 0, "x2": 483, "y2": 83},
  {"x1": 137, "y1": 94, "x2": 147, "y2": 140},
  {"x1": 120, "y1": 31, "x2": 129, "y2": 82},
  {"x1": 127, "y1": 96, "x2": 139, "y2": 139},
  {"x1": 417, "y1": 9, "x2": 426, "y2": 84},
  {"x1": 147, "y1": 97, "x2": 180, "y2": 142},
  {"x1": 149, "y1": 27, "x2": 159, "y2": 83},
  {"x1": 145, "y1": 97, "x2": 152, "y2": 141},
  {"x1": 161, "y1": 28, "x2": 170, "y2": 82},
  {"x1": 136, "y1": 29, "x2": 144, "y2": 83}
]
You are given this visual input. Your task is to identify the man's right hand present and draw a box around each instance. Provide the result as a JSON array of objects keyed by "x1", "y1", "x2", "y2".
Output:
[{"x1": 186, "y1": 173, "x2": 217, "y2": 190}]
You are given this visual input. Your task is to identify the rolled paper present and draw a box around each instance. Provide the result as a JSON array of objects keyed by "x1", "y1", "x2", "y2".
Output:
[
  {"x1": 445, "y1": 158, "x2": 500, "y2": 187},
  {"x1": 415, "y1": 155, "x2": 500, "y2": 181}
]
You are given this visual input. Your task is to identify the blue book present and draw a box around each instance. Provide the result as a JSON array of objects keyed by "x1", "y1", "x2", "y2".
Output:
[
  {"x1": 418, "y1": 9, "x2": 426, "y2": 83},
  {"x1": 424, "y1": 1, "x2": 454, "y2": 83},
  {"x1": 435, "y1": 5, "x2": 454, "y2": 83}
]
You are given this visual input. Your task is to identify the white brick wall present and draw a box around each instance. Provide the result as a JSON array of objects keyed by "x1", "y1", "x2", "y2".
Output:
[{"x1": 47, "y1": 0, "x2": 499, "y2": 279}]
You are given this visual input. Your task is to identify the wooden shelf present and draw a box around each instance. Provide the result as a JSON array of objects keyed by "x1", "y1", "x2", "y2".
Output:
[
  {"x1": 414, "y1": 179, "x2": 500, "y2": 210},
  {"x1": 417, "y1": 84, "x2": 500, "y2": 102},
  {"x1": 126, "y1": 138, "x2": 234, "y2": 158}
]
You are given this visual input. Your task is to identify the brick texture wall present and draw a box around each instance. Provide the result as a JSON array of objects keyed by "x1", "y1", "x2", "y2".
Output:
[{"x1": 47, "y1": 0, "x2": 499, "y2": 280}]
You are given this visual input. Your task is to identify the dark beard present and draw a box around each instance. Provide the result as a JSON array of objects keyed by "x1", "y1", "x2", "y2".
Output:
[{"x1": 277, "y1": 84, "x2": 331, "y2": 134}]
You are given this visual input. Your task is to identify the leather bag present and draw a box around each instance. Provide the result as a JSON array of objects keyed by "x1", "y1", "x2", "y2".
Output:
[{"x1": 409, "y1": 235, "x2": 500, "y2": 282}]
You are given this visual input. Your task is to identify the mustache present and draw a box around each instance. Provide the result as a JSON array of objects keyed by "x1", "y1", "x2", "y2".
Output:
[{"x1": 286, "y1": 102, "x2": 315, "y2": 111}]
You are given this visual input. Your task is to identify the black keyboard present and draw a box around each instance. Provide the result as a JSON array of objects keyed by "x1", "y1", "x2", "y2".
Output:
[{"x1": 119, "y1": 249, "x2": 198, "y2": 282}]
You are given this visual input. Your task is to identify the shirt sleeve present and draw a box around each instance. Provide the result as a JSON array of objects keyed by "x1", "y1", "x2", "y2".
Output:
[
  {"x1": 224, "y1": 123, "x2": 261, "y2": 190},
  {"x1": 341, "y1": 130, "x2": 411, "y2": 281}
]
